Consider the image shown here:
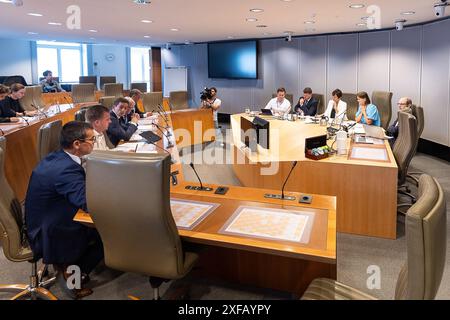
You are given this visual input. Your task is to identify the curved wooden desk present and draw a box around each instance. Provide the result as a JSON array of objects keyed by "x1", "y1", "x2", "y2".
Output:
[{"x1": 231, "y1": 114, "x2": 398, "y2": 239}]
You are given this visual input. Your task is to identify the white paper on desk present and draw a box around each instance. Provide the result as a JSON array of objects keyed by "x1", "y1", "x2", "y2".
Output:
[
  {"x1": 137, "y1": 124, "x2": 155, "y2": 131},
  {"x1": 114, "y1": 143, "x2": 139, "y2": 153},
  {"x1": 303, "y1": 117, "x2": 316, "y2": 124},
  {"x1": 353, "y1": 124, "x2": 365, "y2": 134},
  {"x1": 351, "y1": 146, "x2": 388, "y2": 161}
]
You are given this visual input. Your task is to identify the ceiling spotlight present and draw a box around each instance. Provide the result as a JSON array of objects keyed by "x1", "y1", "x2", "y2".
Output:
[
  {"x1": 28, "y1": 13, "x2": 43, "y2": 17},
  {"x1": 401, "y1": 11, "x2": 416, "y2": 15},
  {"x1": 433, "y1": 1, "x2": 449, "y2": 17},
  {"x1": 349, "y1": 4, "x2": 365, "y2": 9},
  {"x1": 48, "y1": 22, "x2": 62, "y2": 26},
  {"x1": 395, "y1": 19, "x2": 406, "y2": 31},
  {"x1": 134, "y1": 0, "x2": 151, "y2": 4},
  {"x1": 356, "y1": 22, "x2": 366, "y2": 27},
  {"x1": 304, "y1": 21, "x2": 315, "y2": 24},
  {"x1": 256, "y1": 25, "x2": 268, "y2": 28},
  {"x1": 250, "y1": 8, "x2": 264, "y2": 13},
  {"x1": 170, "y1": 28, "x2": 179, "y2": 31},
  {"x1": 246, "y1": 18, "x2": 258, "y2": 22},
  {"x1": 27, "y1": 32, "x2": 38, "y2": 35},
  {"x1": 144, "y1": 35, "x2": 151, "y2": 38},
  {"x1": 89, "y1": 29, "x2": 98, "y2": 33},
  {"x1": 141, "y1": 20, "x2": 153, "y2": 23},
  {"x1": 284, "y1": 31, "x2": 293, "y2": 42}
]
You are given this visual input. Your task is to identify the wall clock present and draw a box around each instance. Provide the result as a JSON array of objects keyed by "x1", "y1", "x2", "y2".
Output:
[{"x1": 105, "y1": 53, "x2": 115, "y2": 61}]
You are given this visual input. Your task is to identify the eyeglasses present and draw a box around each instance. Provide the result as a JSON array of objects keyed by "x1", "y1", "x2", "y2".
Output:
[{"x1": 79, "y1": 136, "x2": 97, "y2": 143}]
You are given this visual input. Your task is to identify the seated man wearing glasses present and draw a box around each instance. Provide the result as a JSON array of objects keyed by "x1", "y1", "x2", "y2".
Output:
[
  {"x1": 25, "y1": 121, "x2": 104, "y2": 299},
  {"x1": 386, "y1": 97, "x2": 413, "y2": 146}
]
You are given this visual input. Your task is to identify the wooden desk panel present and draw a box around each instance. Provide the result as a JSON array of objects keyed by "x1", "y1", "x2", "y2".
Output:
[
  {"x1": 75, "y1": 183, "x2": 336, "y2": 296},
  {"x1": 170, "y1": 109, "x2": 215, "y2": 148}
]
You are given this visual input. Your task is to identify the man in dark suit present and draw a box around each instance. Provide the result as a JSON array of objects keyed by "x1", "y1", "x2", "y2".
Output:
[
  {"x1": 106, "y1": 97, "x2": 139, "y2": 147},
  {"x1": 25, "y1": 121, "x2": 103, "y2": 299},
  {"x1": 294, "y1": 87, "x2": 318, "y2": 116}
]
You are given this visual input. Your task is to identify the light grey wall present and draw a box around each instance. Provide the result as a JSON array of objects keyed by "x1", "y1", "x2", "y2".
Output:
[
  {"x1": 91, "y1": 44, "x2": 129, "y2": 88},
  {"x1": 164, "y1": 19, "x2": 450, "y2": 147},
  {"x1": 0, "y1": 38, "x2": 34, "y2": 84}
]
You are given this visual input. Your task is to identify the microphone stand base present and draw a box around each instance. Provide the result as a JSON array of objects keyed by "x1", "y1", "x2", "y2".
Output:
[
  {"x1": 264, "y1": 194, "x2": 296, "y2": 201},
  {"x1": 185, "y1": 186, "x2": 213, "y2": 191}
]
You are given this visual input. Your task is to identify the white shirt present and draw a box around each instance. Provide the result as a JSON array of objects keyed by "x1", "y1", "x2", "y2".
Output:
[
  {"x1": 211, "y1": 98, "x2": 222, "y2": 121},
  {"x1": 64, "y1": 150, "x2": 81, "y2": 166},
  {"x1": 264, "y1": 98, "x2": 291, "y2": 116},
  {"x1": 93, "y1": 129, "x2": 109, "y2": 151},
  {"x1": 324, "y1": 99, "x2": 348, "y2": 121}
]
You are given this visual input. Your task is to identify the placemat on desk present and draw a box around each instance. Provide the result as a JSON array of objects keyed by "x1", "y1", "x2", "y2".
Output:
[{"x1": 170, "y1": 198, "x2": 220, "y2": 230}]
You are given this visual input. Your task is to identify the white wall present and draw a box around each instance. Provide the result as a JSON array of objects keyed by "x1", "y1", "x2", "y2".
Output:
[
  {"x1": 0, "y1": 38, "x2": 34, "y2": 84},
  {"x1": 164, "y1": 19, "x2": 450, "y2": 147},
  {"x1": 91, "y1": 44, "x2": 129, "y2": 88}
]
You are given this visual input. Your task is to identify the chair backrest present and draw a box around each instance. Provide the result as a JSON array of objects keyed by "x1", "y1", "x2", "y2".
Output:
[
  {"x1": 395, "y1": 174, "x2": 446, "y2": 300},
  {"x1": 393, "y1": 112, "x2": 418, "y2": 185},
  {"x1": 79, "y1": 76, "x2": 98, "y2": 90},
  {"x1": 411, "y1": 105, "x2": 425, "y2": 139},
  {"x1": 31, "y1": 85, "x2": 45, "y2": 107},
  {"x1": 104, "y1": 83, "x2": 123, "y2": 98},
  {"x1": 142, "y1": 92, "x2": 163, "y2": 113},
  {"x1": 130, "y1": 82, "x2": 148, "y2": 93},
  {"x1": 272, "y1": 93, "x2": 294, "y2": 107},
  {"x1": 74, "y1": 107, "x2": 89, "y2": 122},
  {"x1": 3, "y1": 75, "x2": 27, "y2": 87},
  {"x1": 311, "y1": 93, "x2": 325, "y2": 115},
  {"x1": 72, "y1": 84, "x2": 96, "y2": 103},
  {"x1": 99, "y1": 96, "x2": 116, "y2": 110},
  {"x1": 86, "y1": 151, "x2": 187, "y2": 279},
  {"x1": 36, "y1": 120, "x2": 63, "y2": 161},
  {"x1": 100, "y1": 76, "x2": 116, "y2": 90},
  {"x1": 20, "y1": 85, "x2": 38, "y2": 111},
  {"x1": 341, "y1": 93, "x2": 358, "y2": 120},
  {"x1": 169, "y1": 91, "x2": 189, "y2": 110},
  {"x1": 371, "y1": 91, "x2": 393, "y2": 129},
  {"x1": 0, "y1": 137, "x2": 32, "y2": 262}
]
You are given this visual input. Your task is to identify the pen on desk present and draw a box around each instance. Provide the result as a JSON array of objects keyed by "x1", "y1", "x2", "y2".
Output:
[{"x1": 134, "y1": 144, "x2": 139, "y2": 153}]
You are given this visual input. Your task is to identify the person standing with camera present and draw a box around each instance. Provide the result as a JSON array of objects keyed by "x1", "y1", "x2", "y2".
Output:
[{"x1": 200, "y1": 87, "x2": 222, "y2": 129}]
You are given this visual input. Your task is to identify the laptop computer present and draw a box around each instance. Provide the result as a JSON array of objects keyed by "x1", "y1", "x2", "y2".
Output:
[
  {"x1": 139, "y1": 131, "x2": 161, "y2": 143},
  {"x1": 260, "y1": 108, "x2": 273, "y2": 116}
]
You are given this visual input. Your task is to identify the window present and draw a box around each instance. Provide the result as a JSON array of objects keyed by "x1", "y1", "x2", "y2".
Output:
[
  {"x1": 130, "y1": 47, "x2": 151, "y2": 90},
  {"x1": 37, "y1": 41, "x2": 87, "y2": 83}
]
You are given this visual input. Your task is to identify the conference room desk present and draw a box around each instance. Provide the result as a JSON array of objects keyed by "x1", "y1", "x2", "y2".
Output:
[
  {"x1": 74, "y1": 182, "x2": 336, "y2": 296},
  {"x1": 0, "y1": 103, "x2": 92, "y2": 201},
  {"x1": 230, "y1": 114, "x2": 398, "y2": 239}
]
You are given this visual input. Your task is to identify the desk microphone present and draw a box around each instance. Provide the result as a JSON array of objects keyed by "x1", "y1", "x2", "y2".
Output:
[
  {"x1": 30, "y1": 104, "x2": 48, "y2": 118},
  {"x1": 144, "y1": 140, "x2": 176, "y2": 164},
  {"x1": 62, "y1": 96, "x2": 73, "y2": 109},
  {"x1": 186, "y1": 162, "x2": 212, "y2": 191},
  {"x1": 157, "y1": 104, "x2": 169, "y2": 120},
  {"x1": 264, "y1": 161, "x2": 297, "y2": 201},
  {"x1": 153, "y1": 120, "x2": 173, "y2": 141},
  {"x1": 18, "y1": 115, "x2": 30, "y2": 126},
  {"x1": 153, "y1": 109, "x2": 171, "y2": 129}
]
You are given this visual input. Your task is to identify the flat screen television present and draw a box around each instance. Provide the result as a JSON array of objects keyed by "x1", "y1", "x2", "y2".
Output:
[{"x1": 208, "y1": 40, "x2": 258, "y2": 79}]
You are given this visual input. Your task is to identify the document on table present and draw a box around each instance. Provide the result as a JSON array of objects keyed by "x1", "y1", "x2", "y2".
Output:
[
  {"x1": 353, "y1": 123, "x2": 366, "y2": 134},
  {"x1": 170, "y1": 199, "x2": 220, "y2": 230},
  {"x1": 350, "y1": 146, "x2": 388, "y2": 161},
  {"x1": 138, "y1": 124, "x2": 155, "y2": 131},
  {"x1": 113, "y1": 142, "x2": 157, "y2": 153}
]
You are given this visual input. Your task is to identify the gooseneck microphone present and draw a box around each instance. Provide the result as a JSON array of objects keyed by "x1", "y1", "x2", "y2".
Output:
[
  {"x1": 144, "y1": 140, "x2": 176, "y2": 164},
  {"x1": 62, "y1": 96, "x2": 73, "y2": 109},
  {"x1": 152, "y1": 121, "x2": 173, "y2": 143},
  {"x1": 30, "y1": 104, "x2": 48, "y2": 118},
  {"x1": 18, "y1": 115, "x2": 30, "y2": 126},
  {"x1": 153, "y1": 109, "x2": 171, "y2": 129},
  {"x1": 186, "y1": 162, "x2": 212, "y2": 191},
  {"x1": 281, "y1": 161, "x2": 298, "y2": 200},
  {"x1": 157, "y1": 104, "x2": 169, "y2": 121}
]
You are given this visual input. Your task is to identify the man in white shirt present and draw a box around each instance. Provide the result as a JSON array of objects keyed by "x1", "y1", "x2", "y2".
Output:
[
  {"x1": 264, "y1": 87, "x2": 291, "y2": 116},
  {"x1": 85, "y1": 104, "x2": 113, "y2": 151},
  {"x1": 324, "y1": 89, "x2": 348, "y2": 121}
]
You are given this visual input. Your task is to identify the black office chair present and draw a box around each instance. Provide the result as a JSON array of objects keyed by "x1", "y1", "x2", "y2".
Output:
[{"x1": 3, "y1": 75, "x2": 27, "y2": 87}]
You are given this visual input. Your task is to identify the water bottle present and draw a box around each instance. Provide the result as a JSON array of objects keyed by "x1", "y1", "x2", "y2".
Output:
[{"x1": 336, "y1": 130, "x2": 347, "y2": 155}]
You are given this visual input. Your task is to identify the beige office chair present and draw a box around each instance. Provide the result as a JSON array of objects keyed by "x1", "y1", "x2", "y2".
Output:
[
  {"x1": 85, "y1": 151, "x2": 198, "y2": 300},
  {"x1": 32, "y1": 85, "x2": 46, "y2": 108},
  {"x1": 143, "y1": 92, "x2": 163, "y2": 113},
  {"x1": 0, "y1": 137, "x2": 57, "y2": 300},
  {"x1": 99, "y1": 76, "x2": 116, "y2": 90},
  {"x1": 372, "y1": 91, "x2": 393, "y2": 129},
  {"x1": 19, "y1": 86, "x2": 38, "y2": 111},
  {"x1": 312, "y1": 93, "x2": 325, "y2": 115},
  {"x1": 169, "y1": 91, "x2": 189, "y2": 110},
  {"x1": 74, "y1": 107, "x2": 90, "y2": 122},
  {"x1": 272, "y1": 93, "x2": 294, "y2": 107},
  {"x1": 99, "y1": 96, "x2": 116, "y2": 109},
  {"x1": 393, "y1": 112, "x2": 418, "y2": 202},
  {"x1": 302, "y1": 174, "x2": 446, "y2": 300},
  {"x1": 79, "y1": 76, "x2": 98, "y2": 90},
  {"x1": 407, "y1": 105, "x2": 425, "y2": 185},
  {"x1": 36, "y1": 120, "x2": 63, "y2": 161},
  {"x1": 341, "y1": 93, "x2": 358, "y2": 120},
  {"x1": 72, "y1": 84, "x2": 96, "y2": 103},
  {"x1": 131, "y1": 82, "x2": 148, "y2": 93},
  {"x1": 104, "y1": 83, "x2": 123, "y2": 98}
]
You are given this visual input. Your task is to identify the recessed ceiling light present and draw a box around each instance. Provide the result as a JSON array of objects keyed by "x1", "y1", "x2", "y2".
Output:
[
  {"x1": 401, "y1": 11, "x2": 415, "y2": 15},
  {"x1": 305, "y1": 28, "x2": 316, "y2": 32},
  {"x1": 144, "y1": 35, "x2": 151, "y2": 38},
  {"x1": 256, "y1": 25, "x2": 268, "y2": 28},
  {"x1": 28, "y1": 13, "x2": 43, "y2": 17},
  {"x1": 250, "y1": 8, "x2": 264, "y2": 13},
  {"x1": 0, "y1": 0, "x2": 13, "y2": 3},
  {"x1": 48, "y1": 22, "x2": 62, "y2": 26},
  {"x1": 134, "y1": 0, "x2": 151, "y2": 4},
  {"x1": 280, "y1": 0, "x2": 293, "y2": 2},
  {"x1": 27, "y1": 32, "x2": 38, "y2": 35},
  {"x1": 246, "y1": 18, "x2": 258, "y2": 22},
  {"x1": 356, "y1": 23, "x2": 366, "y2": 26},
  {"x1": 227, "y1": 36, "x2": 234, "y2": 39},
  {"x1": 89, "y1": 29, "x2": 98, "y2": 33},
  {"x1": 263, "y1": 32, "x2": 272, "y2": 36},
  {"x1": 141, "y1": 20, "x2": 153, "y2": 23},
  {"x1": 170, "y1": 28, "x2": 179, "y2": 31},
  {"x1": 349, "y1": 4, "x2": 365, "y2": 9},
  {"x1": 304, "y1": 21, "x2": 315, "y2": 24}
]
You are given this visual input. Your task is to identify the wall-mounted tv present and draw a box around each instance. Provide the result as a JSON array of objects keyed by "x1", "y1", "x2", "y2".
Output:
[{"x1": 208, "y1": 40, "x2": 258, "y2": 79}]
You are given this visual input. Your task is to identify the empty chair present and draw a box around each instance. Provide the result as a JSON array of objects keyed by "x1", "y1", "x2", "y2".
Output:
[
  {"x1": 341, "y1": 93, "x2": 358, "y2": 120},
  {"x1": 0, "y1": 137, "x2": 57, "y2": 300},
  {"x1": 99, "y1": 76, "x2": 116, "y2": 90},
  {"x1": 99, "y1": 96, "x2": 116, "y2": 109},
  {"x1": 169, "y1": 91, "x2": 189, "y2": 110},
  {"x1": 104, "y1": 83, "x2": 123, "y2": 98},
  {"x1": 311, "y1": 93, "x2": 325, "y2": 115},
  {"x1": 19, "y1": 86, "x2": 38, "y2": 111},
  {"x1": 131, "y1": 82, "x2": 148, "y2": 93},
  {"x1": 31, "y1": 85, "x2": 45, "y2": 107},
  {"x1": 85, "y1": 151, "x2": 198, "y2": 300},
  {"x1": 3, "y1": 75, "x2": 27, "y2": 87},
  {"x1": 272, "y1": 93, "x2": 294, "y2": 107},
  {"x1": 372, "y1": 91, "x2": 393, "y2": 130},
  {"x1": 74, "y1": 107, "x2": 90, "y2": 122},
  {"x1": 302, "y1": 174, "x2": 446, "y2": 300},
  {"x1": 72, "y1": 84, "x2": 96, "y2": 103},
  {"x1": 79, "y1": 76, "x2": 98, "y2": 90},
  {"x1": 36, "y1": 120, "x2": 63, "y2": 161},
  {"x1": 142, "y1": 92, "x2": 163, "y2": 113}
]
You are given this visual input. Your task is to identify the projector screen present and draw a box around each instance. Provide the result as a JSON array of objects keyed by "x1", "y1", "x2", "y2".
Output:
[{"x1": 208, "y1": 40, "x2": 258, "y2": 79}]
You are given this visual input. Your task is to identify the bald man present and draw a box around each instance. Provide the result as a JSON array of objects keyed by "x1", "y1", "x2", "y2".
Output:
[{"x1": 387, "y1": 97, "x2": 413, "y2": 146}]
